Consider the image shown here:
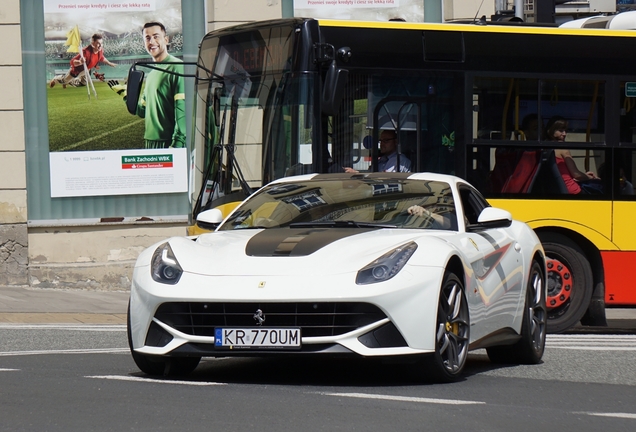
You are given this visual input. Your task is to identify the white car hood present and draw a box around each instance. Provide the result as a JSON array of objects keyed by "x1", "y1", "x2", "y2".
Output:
[{"x1": 166, "y1": 228, "x2": 453, "y2": 277}]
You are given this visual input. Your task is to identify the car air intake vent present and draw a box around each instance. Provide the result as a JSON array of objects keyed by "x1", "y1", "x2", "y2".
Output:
[{"x1": 154, "y1": 302, "x2": 387, "y2": 338}]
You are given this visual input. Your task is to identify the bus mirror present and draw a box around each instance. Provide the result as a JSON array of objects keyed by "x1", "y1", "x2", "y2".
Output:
[
  {"x1": 322, "y1": 61, "x2": 348, "y2": 116},
  {"x1": 125, "y1": 69, "x2": 145, "y2": 115}
]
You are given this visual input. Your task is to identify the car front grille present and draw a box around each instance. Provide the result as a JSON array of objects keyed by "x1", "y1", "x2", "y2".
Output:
[{"x1": 153, "y1": 302, "x2": 387, "y2": 338}]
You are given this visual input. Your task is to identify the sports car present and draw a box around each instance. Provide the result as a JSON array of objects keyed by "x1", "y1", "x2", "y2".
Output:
[{"x1": 128, "y1": 172, "x2": 547, "y2": 382}]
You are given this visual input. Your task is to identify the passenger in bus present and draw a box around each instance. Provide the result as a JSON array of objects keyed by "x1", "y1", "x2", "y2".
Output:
[
  {"x1": 520, "y1": 113, "x2": 539, "y2": 140},
  {"x1": 545, "y1": 116, "x2": 601, "y2": 194},
  {"x1": 620, "y1": 168, "x2": 634, "y2": 195},
  {"x1": 342, "y1": 130, "x2": 411, "y2": 173}
]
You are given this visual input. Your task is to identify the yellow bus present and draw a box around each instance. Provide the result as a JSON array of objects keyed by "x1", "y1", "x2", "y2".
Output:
[{"x1": 140, "y1": 17, "x2": 636, "y2": 333}]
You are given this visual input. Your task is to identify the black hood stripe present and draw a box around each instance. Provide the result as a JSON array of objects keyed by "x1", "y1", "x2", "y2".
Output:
[{"x1": 245, "y1": 228, "x2": 377, "y2": 257}]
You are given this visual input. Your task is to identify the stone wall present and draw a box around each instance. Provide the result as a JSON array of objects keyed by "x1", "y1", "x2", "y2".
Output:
[{"x1": 0, "y1": 0, "x2": 28, "y2": 285}]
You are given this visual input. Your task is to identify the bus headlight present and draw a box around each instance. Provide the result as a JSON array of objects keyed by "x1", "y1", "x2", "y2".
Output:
[
  {"x1": 151, "y1": 242, "x2": 183, "y2": 285},
  {"x1": 356, "y1": 242, "x2": 417, "y2": 285}
]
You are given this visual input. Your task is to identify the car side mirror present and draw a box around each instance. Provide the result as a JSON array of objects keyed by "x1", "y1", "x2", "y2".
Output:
[
  {"x1": 196, "y1": 208, "x2": 224, "y2": 231},
  {"x1": 468, "y1": 207, "x2": 512, "y2": 231},
  {"x1": 126, "y1": 68, "x2": 145, "y2": 115}
]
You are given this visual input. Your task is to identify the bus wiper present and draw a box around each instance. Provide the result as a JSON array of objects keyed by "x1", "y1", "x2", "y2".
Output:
[{"x1": 289, "y1": 221, "x2": 397, "y2": 228}]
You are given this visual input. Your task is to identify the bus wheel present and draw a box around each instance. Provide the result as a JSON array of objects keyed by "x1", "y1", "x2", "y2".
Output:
[{"x1": 540, "y1": 233, "x2": 593, "y2": 333}]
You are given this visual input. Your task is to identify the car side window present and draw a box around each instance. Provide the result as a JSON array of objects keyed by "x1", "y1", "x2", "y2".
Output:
[{"x1": 459, "y1": 186, "x2": 487, "y2": 225}]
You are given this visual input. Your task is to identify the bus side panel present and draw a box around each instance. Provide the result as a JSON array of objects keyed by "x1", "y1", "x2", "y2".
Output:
[
  {"x1": 612, "y1": 201, "x2": 636, "y2": 250},
  {"x1": 601, "y1": 251, "x2": 636, "y2": 305}
]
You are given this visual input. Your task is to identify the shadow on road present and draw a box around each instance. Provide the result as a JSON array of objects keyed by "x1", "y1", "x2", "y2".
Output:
[{"x1": 129, "y1": 351, "x2": 522, "y2": 387}]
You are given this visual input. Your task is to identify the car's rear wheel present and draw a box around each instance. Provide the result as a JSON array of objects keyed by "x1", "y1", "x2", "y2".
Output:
[
  {"x1": 421, "y1": 272, "x2": 470, "y2": 383},
  {"x1": 127, "y1": 302, "x2": 201, "y2": 376},
  {"x1": 487, "y1": 260, "x2": 547, "y2": 364},
  {"x1": 540, "y1": 233, "x2": 593, "y2": 333}
]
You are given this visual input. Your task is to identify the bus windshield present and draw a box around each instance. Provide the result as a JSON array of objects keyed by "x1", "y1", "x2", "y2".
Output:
[{"x1": 191, "y1": 21, "x2": 318, "y2": 217}]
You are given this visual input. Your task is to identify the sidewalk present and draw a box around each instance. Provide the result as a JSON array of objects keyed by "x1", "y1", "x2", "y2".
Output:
[{"x1": 0, "y1": 285, "x2": 129, "y2": 324}]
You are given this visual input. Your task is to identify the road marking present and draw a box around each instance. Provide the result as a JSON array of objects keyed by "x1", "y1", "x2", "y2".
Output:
[
  {"x1": 549, "y1": 346, "x2": 636, "y2": 351},
  {"x1": 319, "y1": 392, "x2": 485, "y2": 405},
  {"x1": 578, "y1": 412, "x2": 636, "y2": 420},
  {"x1": 86, "y1": 375, "x2": 226, "y2": 386},
  {"x1": 546, "y1": 334, "x2": 636, "y2": 351},
  {"x1": 0, "y1": 348, "x2": 127, "y2": 356},
  {"x1": 0, "y1": 368, "x2": 19, "y2": 371}
]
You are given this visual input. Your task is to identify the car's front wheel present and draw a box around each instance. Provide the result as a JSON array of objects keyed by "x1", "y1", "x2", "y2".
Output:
[
  {"x1": 127, "y1": 302, "x2": 201, "y2": 376},
  {"x1": 421, "y1": 272, "x2": 470, "y2": 383}
]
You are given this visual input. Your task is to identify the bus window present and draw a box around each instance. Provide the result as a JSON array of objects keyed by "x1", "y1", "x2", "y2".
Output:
[
  {"x1": 540, "y1": 80, "x2": 605, "y2": 143},
  {"x1": 612, "y1": 149, "x2": 636, "y2": 198},
  {"x1": 472, "y1": 77, "x2": 605, "y2": 144},
  {"x1": 268, "y1": 73, "x2": 317, "y2": 180},
  {"x1": 473, "y1": 77, "x2": 540, "y2": 141},
  {"x1": 330, "y1": 73, "x2": 458, "y2": 175},
  {"x1": 469, "y1": 145, "x2": 608, "y2": 198}
]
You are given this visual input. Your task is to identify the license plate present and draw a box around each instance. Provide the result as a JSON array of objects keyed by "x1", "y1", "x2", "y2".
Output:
[{"x1": 214, "y1": 327, "x2": 301, "y2": 349}]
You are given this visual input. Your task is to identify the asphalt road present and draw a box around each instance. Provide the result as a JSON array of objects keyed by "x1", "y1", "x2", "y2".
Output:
[{"x1": 1, "y1": 324, "x2": 635, "y2": 431}]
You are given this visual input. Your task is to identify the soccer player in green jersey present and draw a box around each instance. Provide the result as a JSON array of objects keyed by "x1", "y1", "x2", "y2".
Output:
[{"x1": 136, "y1": 22, "x2": 186, "y2": 149}]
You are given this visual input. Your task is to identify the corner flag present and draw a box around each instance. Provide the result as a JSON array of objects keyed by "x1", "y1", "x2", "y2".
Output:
[{"x1": 65, "y1": 25, "x2": 81, "y2": 53}]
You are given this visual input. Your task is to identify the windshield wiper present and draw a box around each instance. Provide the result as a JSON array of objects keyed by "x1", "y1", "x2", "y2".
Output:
[{"x1": 289, "y1": 221, "x2": 397, "y2": 229}]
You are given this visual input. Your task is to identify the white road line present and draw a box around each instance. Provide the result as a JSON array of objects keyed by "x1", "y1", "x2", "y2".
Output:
[
  {"x1": 547, "y1": 345, "x2": 636, "y2": 351},
  {"x1": 578, "y1": 412, "x2": 636, "y2": 420},
  {"x1": 0, "y1": 348, "x2": 127, "y2": 357},
  {"x1": 319, "y1": 392, "x2": 485, "y2": 405},
  {"x1": 548, "y1": 336, "x2": 636, "y2": 341},
  {"x1": 0, "y1": 368, "x2": 19, "y2": 371},
  {"x1": 549, "y1": 347, "x2": 636, "y2": 351},
  {"x1": 85, "y1": 375, "x2": 226, "y2": 386},
  {"x1": 546, "y1": 334, "x2": 636, "y2": 351}
]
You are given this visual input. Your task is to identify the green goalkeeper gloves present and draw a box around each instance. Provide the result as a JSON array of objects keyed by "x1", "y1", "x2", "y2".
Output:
[{"x1": 108, "y1": 80, "x2": 127, "y2": 98}]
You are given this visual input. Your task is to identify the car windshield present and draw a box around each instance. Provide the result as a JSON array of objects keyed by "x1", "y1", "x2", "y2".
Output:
[{"x1": 217, "y1": 177, "x2": 458, "y2": 231}]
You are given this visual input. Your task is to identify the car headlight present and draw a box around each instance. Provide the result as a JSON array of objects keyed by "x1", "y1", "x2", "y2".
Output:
[
  {"x1": 356, "y1": 241, "x2": 418, "y2": 285},
  {"x1": 151, "y1": 242, "x2": 183, "y2": 285}
]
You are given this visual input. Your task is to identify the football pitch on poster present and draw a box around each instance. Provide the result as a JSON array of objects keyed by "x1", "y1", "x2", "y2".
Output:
[{"x1": 47, "y1": 80, "x2": 146, "y2": 152}]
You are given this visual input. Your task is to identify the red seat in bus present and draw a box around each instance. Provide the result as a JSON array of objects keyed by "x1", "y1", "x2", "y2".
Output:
[
  {"x1": 501, "y1": 150, "x2": 541, "y2": 193},
  {"x1": 491, "y1": 149, "x2": 568, "y2": 194}
]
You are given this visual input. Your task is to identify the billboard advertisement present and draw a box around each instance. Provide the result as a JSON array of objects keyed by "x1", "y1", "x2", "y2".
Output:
[{"x1": 44, "y1": 0, "x2": 187, "y2": 198}]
